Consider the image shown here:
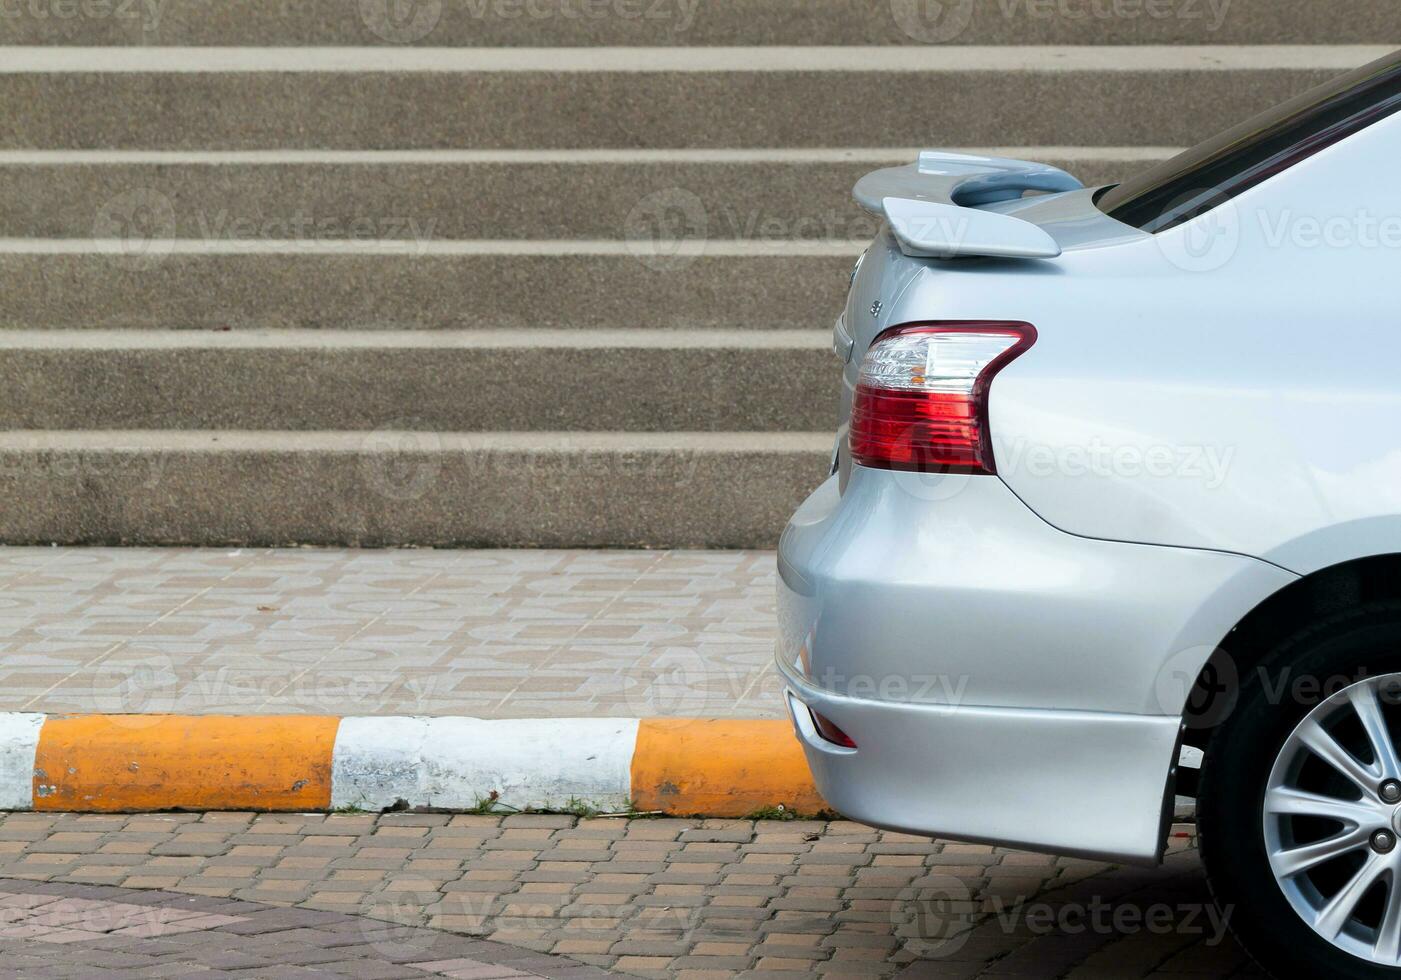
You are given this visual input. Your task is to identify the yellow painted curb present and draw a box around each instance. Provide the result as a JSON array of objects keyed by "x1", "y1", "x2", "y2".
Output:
[
  {"x1": 32, "y1": 715, "x2": 340, "y2": 812},
  {"x1": 631, "y1": 718, "x2": 826, "y2": 817}
]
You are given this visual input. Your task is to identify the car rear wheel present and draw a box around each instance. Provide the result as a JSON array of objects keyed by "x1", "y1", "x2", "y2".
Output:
[{"x1": 1200, "y1": 604, "x2": 1401, "y2": 978}]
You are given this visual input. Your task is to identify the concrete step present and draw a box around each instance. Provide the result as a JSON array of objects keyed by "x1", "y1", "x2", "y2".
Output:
[
  {"x1": 0, "y1": 46, "x2": 1380, "y2": 149},
  {"x1": 0, "y1": 243, "x2": 857, "y2": 330},
  {"x1": 0, "y1": 430, "x2": 832, "y2": 548},
  {"x1": 0, "y1": 329, "x2": 838, "y2": 431},
  {"x1": 1, "y1": 0, "x2": 1393, "y2": 47},
  {"x1": 0, "y1": 147, "x2": 1174, "y2": 240}
]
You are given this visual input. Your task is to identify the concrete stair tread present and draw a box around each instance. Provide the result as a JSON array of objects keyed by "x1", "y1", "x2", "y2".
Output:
[
  {"x1": 0, "y1": 430, "x2": 832, "y2": 548},
  {"x1": 3, "y1": 0, "x2": 1395, "y2": 47},
  {"x1": 0, "y1": 251, "x2": 854, "y2": 330},
  {"x1": 0, "y1": 328, "x2": 831, "y2": 347},
  {"x1": 0, "y1": 238, "x2": 864, "y2": 254},
  {"x1": 0, "y1": 146, "x2": 1185, "y2": 163},
  {"x1": 0, "y1": 429, "x2": 835, "y2": 450},
  {"x1": 0, "y1": 332, "x2": 839, "y2": 431},
  {"x1": 0, "y1": 44, "x2": 1388, "y2": 71}
]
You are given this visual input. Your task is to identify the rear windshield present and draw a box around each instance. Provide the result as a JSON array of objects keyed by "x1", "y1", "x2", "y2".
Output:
[{"x1": 1098, "y1": 49, "x2": 1401, "y2": 233}]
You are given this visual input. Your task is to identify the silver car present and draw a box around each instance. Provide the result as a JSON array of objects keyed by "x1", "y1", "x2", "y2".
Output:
[{"x1": 778, "y1": 48, "x2": 1401, "y2": 978}]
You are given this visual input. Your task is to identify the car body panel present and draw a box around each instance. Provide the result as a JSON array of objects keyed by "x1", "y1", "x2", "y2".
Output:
[
  {"x1": 778, "y1": 472, "x2": 1297, "y2": 716},
  {"x1": 989, "y1": 112, "x2": 1401, "y2": 575}
]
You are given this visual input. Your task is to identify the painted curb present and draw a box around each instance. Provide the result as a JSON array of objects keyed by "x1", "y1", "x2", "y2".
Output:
[{"x1": 0, "y1": 714, "x2": 827, "y2": 816}]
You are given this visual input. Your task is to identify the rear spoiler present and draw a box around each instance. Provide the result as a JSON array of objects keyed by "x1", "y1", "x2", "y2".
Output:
[{"x1": 854, "y1": 151, "x2": 1083, "y2": 260}]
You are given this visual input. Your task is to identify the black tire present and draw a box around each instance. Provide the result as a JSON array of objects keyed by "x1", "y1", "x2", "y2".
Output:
[{"x1": 1200, "y1": 602, "x2": 1401, "y2": 979}]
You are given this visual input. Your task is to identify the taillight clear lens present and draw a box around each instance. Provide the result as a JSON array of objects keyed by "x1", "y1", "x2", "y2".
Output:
[{"x1": 850, "y1": 322, "x2": 1036, "y2": 475}]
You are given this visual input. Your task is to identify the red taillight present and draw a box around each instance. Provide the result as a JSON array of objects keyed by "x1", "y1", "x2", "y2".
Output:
[
  {"x1": 849, "y1": 321, "x2": 1036, "y2": 475},
  {"x1": 810, "y1": 709, "x2": 857, "y2": 748}
]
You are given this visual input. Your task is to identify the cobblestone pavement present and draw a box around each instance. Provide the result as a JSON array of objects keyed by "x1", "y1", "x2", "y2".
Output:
[
  {"x1": 0, "y1": 811, "x2": 1261, "y2": 979},
  {"x1": 0, "y1": 548, "x2": 778, "y2": 719}
]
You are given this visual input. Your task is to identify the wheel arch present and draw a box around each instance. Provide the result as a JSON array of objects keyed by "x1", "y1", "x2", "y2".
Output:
[{"x1": 1181, "y1": 554, "x2": 1401, "y2": 755}]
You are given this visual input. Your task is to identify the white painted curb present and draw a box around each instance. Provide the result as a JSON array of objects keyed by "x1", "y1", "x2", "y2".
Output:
[
  {"x1": 0, "y1": 714, "x2": 43, "y2": 811},
  {"x1": 330, "y1": 716, "x2": 640, "y2": 813}
]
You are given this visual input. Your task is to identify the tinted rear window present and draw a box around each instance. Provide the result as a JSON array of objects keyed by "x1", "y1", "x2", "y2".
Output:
[{"x1": 1098, "y1": 50, "x2": 1401, "y2": 233}]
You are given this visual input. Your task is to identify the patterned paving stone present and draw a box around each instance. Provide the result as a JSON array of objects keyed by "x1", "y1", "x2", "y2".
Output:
[
  {"x1": 0, "y1": 547, "x2": 780, "y2": 719},
  {"x1": 0, "y1": 813, "x2": 1259, "y2": 978},
  {"x1": 0, "y1": 876, "x2": 611, "y2": 977}
]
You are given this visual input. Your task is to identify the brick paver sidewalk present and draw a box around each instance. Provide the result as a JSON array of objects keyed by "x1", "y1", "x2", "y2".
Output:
[
  {"x1": 0, "y1": 548, "x2": 778, "y2": 719},
  {"x1": 0, "y1": 811, "x2": 1258, "y2": 979},
  {"x1": 0, "y1": 877, "x2": 608, "y2": 978}
]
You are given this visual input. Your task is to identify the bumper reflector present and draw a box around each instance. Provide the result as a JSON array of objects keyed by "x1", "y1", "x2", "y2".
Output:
[{"x1": 809, "y1": 709, "x2": 857, "y2": 749}]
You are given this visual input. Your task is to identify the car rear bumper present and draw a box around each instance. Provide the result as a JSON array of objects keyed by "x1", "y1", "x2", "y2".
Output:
[
  {"x1": 776, "y1": 468, "x2": 1296, "y2": 862},
  {"x1": 781, "y1": 662, "x2": 1179, "y2": 863}
]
